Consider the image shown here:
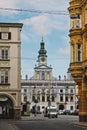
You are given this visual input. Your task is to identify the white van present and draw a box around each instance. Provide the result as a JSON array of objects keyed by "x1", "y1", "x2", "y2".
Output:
[{"x1": 44, "y1": 106, "x2": 58, "y2": 118}]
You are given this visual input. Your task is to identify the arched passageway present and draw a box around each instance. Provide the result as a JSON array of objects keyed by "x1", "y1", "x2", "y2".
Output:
[
  {"x1": 0, "y1": 95, "x2": 14, "y2": 119},
  {"x1": 59, "y1": 104, "x2": 64, "y2": 110}
]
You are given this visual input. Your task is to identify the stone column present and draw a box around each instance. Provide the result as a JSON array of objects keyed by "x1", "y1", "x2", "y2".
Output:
[{"x1": 14, "y1": 107, "x2": 21, "y2": 120}]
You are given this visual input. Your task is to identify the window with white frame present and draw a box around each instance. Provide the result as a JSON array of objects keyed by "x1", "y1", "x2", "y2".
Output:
[
  {"x1": 0, "y1": 47, "x2": 9, "y2": 60},
  {"x1": 0, "y1": 70, "x2": 9, "y2": 84},
  {"x1": 0, "y1": 32, "x2": 11, "y2": 40}
]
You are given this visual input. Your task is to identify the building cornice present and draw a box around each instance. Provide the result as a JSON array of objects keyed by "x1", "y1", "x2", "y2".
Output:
[{"x1": 0, "y1": 23, "x2": 23, "y2": 28}]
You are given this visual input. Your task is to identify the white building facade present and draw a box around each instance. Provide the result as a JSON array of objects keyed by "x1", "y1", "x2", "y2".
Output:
[{"x1": 21, "y1": 39, "x2": 76, "y2": 114}]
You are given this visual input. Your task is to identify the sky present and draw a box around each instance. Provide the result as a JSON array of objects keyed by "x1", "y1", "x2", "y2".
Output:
[{"x1": 0, "y1": 0, "x2": 70, "y2": 79}]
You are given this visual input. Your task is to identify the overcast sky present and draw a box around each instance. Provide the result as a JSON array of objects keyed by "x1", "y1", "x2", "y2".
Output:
[{"x1": 0, "y1": 0, "x2": 70, "y2": 79}]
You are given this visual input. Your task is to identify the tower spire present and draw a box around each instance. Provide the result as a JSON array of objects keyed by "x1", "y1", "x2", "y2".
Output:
[
  {"x1": 37, "y1": 38, "x2": 47, "y2": 65},
  {"x1": 41, "y1": 33, "x2": 44, "y2": 42},
  {"x1": 38, "y1": 38, "x2": 47, "y2": 57}
]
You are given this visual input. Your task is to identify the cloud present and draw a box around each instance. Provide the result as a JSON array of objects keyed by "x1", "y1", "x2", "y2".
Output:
[
  {"x1": 58, "y1": 47, "x2": 70, "y2": 56},
  {"x1": 0, "y1": 0, "x2": 69, "y2": 16},
  {"x1": 21, "y1": 14, "x2": 69, "y2": 36},
  {"x1": 21, "y1": 15, "x2": 52, "y2": 35},
  {"x1": 0, "y1": 0, "x2": 20, "y2": 15},
  {"x1": 22, "y1": 0, "x2": 69, "y2": 11},
  {"x1": 0, "y1": 0, "x2": 17, "y2": 7}
]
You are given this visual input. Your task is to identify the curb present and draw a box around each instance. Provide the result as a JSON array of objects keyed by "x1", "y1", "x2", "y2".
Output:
[{"x1": 73, "y1": 122, "x2": 87, "y2": 128}]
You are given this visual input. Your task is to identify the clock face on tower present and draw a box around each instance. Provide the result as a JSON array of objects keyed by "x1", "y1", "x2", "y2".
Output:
[{"x1": 41, "y1": 57, "x2": 45, "y2": 62}]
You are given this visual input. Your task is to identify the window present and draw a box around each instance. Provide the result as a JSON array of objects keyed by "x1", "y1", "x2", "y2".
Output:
[
  {"x1": 65, "y1": 96, "x2": 68, "y2": 102},
  {"x1": 70, "y1": 106, "x2": 73, "y2": 110},
  {"x1": 71, "y1": 19, "x2": 74, "y2": 29},
  {"x1": 42, "y1": 95, "x2": 45, "y2": 102},
  {"x1": 70, "y1": 89, "x2": 73, "y2": 93},
  {"x1": 70, "y1": 14, "x2": 81, "y2": 29},
  {"x1": 0, "y1": 47, "x2": 9, "y2": 60},
  {"x1": 1, "y1": 33, "x2": 9, "y2": 40},
  {"x1": 47, "y1": 96, "x2": 50, "y2": 102},
  {"x1": 51, "y1": 96, "x2": 55, "y2": 102},
  {"x1": 60, "y1": 95, "x2": 63, "y2": 102},
  {"x1": 76, "y1": 14, "x2": 81, "y2": 28},
  {"x1": 42, "y1": 71, "x2": 45, "y2": 80},
  {"x1": 0, "y1": 70, "x2": 9, "y2": 84},
  {"x1": 24, "y1": 89, "x2": 27, "y2": 93},
  {"x1": 46, "y1": 72, "x2": 50, "y2": 80},
  {"x1": 71, "y1": 44, "x2": 74, "y2": 62},
  {"x1": 37, "y1": 96, "x2": 40, "y2": 102},
  {"x1": 77, "y1": 44, "x2": 82, "y2": 61},
  {"x1": 0, "y1": 32, "x2": 11, "y2": 40},
  {"x1": 2, "y1": 49, "x2": 8, "y2": 59},
  {"x1": 70, "y1": 96, "x2": 73, "y2": 102},
  {"x1": 24, "y1": 96, "x2": 27, "y2": 102},
  {"x1": 60, "y1": 89, "x2": 63, "y2": 93},
  {"x1": 36, "y1": 72, "x2": 40, "y2": 80}
]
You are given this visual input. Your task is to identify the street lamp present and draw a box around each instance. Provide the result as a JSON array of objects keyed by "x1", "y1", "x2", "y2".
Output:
[{"x1": 34, "y1": 98, "x2": 38, "y2": 116}]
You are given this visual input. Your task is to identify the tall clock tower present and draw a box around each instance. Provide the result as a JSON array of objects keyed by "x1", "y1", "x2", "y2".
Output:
[
  {"x1": 38, "y1": 38, "x2": 47, "y2": 66},
  {"x1": 34, "y1": 38, "x2": 52, "y2": 81}
]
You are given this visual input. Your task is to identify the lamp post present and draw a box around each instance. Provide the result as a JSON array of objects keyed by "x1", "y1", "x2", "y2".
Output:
[{"x1": 34, "y1": 98, "x2": 38, "y2": 116}]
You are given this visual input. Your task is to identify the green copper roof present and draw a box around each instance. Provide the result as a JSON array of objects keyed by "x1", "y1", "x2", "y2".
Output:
[{"x1": 38, "y1": 39, "x2": 47, "y2": 57}]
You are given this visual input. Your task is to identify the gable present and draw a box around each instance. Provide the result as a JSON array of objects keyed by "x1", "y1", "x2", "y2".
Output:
[{"x1": 34, "y1": 64, "x2": 52, "y2": 70}]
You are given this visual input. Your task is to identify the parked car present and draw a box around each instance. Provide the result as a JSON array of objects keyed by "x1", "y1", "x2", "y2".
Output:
[
  {"x1": 58, "y1": 110, "x2": 64, "y2": 115},
  {"x1": 44, "y1": 106, "x2": 58, "y2": 118},
  {"x1": 63, "y1": 110, "x2": 71, "y2": 115}
]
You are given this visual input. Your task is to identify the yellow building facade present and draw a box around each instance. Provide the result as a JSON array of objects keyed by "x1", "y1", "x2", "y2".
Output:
[{"x1": 68, "y1": 0, "x2": 87, "y2": 122}]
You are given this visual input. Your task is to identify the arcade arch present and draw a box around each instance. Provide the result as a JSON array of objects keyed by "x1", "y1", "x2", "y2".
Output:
[
  {"x1": 59, "y1": 104, "x2": 64, "y2": 110},
  {"x1": 0, "y1": 94, "x2": 16, "y2": 119}
]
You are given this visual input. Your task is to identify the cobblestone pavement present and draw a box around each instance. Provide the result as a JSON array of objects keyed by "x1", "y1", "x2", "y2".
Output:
[
  {"x1": 0, "y1": 120, "x2": 18, "y2": 130},
  {"x1": 0, "y1": 115, "x2": 87, "y2": 130}
]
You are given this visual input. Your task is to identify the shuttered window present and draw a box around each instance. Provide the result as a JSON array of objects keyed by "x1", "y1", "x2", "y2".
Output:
[{"x1": 0, "y1": 32, "x2": 11, "y2": 40}]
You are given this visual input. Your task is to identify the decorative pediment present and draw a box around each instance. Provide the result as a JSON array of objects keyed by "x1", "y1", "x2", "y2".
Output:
[{"x1": 34, "y1": 64, "x2": 52, "y2": 70}]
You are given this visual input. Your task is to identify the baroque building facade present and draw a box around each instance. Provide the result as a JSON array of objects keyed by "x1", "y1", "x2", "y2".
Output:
[
  {"x1": 21, "y1": 39, "x2": 76, "y2": 115},
  {"x1": 68, "y1": 0, "x2": 87, "y2": 122},
  {"x1": 0, "y1": 23, "x2": 23, "y2": 119}
]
